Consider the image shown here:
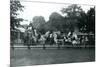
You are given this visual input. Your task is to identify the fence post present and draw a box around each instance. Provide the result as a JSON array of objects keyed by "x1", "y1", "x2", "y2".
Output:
[
  {"x1": 57, "y1": 42, "x2": 60, "y2": 49},
  {"x1": 43, "y1": 43, "x2": 46, "y2": 49},
  {"x1": 28, "y1": 44, "x2": 31, "y2": 49},
  {"x1": 11, "y1": 43, "x2": 14, "y2": 50},
  {"x1": 27, "y1": 40, "x2": 31, "y2": 50}
]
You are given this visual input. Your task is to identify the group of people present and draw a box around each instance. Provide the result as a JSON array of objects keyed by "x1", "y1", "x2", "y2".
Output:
[{"x1": 23, "y1": 28, "x2": 89, "y2": 47}]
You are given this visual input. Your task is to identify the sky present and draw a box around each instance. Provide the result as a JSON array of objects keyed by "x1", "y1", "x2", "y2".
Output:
[{"x1": 17, "y1": 0, "x2": 95, "y2": 25}]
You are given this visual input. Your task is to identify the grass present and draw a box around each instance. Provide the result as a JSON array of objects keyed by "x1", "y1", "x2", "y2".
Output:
[{"x1": 10, "y1": 48, "x2": 95, "y2": 67}]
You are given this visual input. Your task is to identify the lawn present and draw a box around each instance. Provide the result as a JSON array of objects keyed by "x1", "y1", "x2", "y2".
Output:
[{"x1": 10, "y1": 48, "x2": 95, "y2": 67}]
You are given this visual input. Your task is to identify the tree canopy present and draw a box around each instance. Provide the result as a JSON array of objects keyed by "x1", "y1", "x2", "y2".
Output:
[
  {"x1": 77, "y1": 7, "x2": 95, "y2": 33},
  {"x1": 61, "y1": 4, "x2": 84, "y2": 32},
  {"x1": 30, "y1": 5, "x2": 95, "y2": 34},
  {"x1": 10, "y1": 0, "x2": 24, "y2": 30},
  {"x1": 86, "y1": 7, "x2": 95, "y2": 33},
  {"x1": 31, "y1": 16, "x2": 46, "y2": 29},
  {"x1": 49, "y1": 12, "x2": 65, "y2": 31}
]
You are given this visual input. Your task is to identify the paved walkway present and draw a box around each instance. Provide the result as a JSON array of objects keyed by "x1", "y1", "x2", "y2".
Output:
[{"x1": 11, "y1": 44, "x2": 95, "y2": 48}]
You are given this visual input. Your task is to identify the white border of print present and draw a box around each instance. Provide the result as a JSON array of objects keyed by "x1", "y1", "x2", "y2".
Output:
[{"x1": 0, "y1": 0, "x2": 10, "y2": 67}]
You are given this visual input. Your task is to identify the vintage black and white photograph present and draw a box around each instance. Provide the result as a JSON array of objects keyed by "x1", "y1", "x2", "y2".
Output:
[{"x1": 10, "y1": 0, "x2": 95, "y2": 67}]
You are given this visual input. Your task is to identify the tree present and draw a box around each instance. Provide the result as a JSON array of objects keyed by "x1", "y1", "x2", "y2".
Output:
[
  {"x1": 10, "y1": 0, "x2": 24, "y2": 30},
  {"x1": 77, "y1": 11, "x2": 87, "y2": 33},
  {"x1": 86, "y1": 7, "x2": 95, "y2": 33},
  {"x1": 48, "y1": 12, "x2": 65, "y2": 31},
  {"x1": 31, "y1": 16, "x2": 46, "y2": 33},
  {"x1": 32, "y1": 16, "x2": 46, "y2": 29},
  {"x1": 77, "y1": 7, "x2": 95, "y2": 33},
  {"x1": 61, "y1": 4, "x2": 84, "y2": 32}
]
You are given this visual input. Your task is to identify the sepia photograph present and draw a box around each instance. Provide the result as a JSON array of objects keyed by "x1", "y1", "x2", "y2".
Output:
[{"x1": 10, "y1": 0, "x2": 95, "y2": 67}]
